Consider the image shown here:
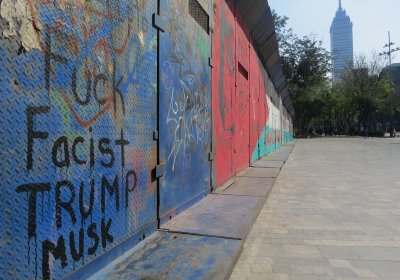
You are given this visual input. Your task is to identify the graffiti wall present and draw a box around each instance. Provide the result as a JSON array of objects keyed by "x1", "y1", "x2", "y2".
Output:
[
  {"x1": 212, "y1": 0, "x2": 236, "y2": 186},
  {"x1": 249, "y1": 43, "x2": 269, "y2": 163},
  {"x1": 212, "y1": 0, "x2": 293, "y2": 186},
  {"x1": 1, "y1": 0, "x2": 293, "y2": 278},
  {"x1": 159, "y1": 0, "x2": 212, "y2": 221},
  {"x1": 234, "y1": 13, "x2": 250, "y2": 174},
  {"x1": 0, "y1": 1, "x2": 158, "y2": 279}
]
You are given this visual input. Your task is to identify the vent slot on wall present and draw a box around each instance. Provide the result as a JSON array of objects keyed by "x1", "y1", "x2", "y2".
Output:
[
  {"x1": 189, "y1": 0, "x2": 209, "y2": 34},
  {"x1": 238, "y1": 62, "x2": 249, "y2": 80}
]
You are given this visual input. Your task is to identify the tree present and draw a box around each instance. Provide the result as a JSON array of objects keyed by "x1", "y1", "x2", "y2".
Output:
[
  {"x1": 336, "y1": 54, "x2": 394, "y2": 129},
  {"x1": 272, "y1": 10, "x2": 331, "y2": 134}
]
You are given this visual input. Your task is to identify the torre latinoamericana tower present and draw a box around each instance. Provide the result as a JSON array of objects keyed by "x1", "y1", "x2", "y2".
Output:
[{"x1": 330, "y1": 0, "x2": 354, "y2": 79}]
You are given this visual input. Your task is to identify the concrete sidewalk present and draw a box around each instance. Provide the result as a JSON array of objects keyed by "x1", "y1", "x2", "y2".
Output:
[
  {"x1": 86, "y1": 143, "x2": 295, "y2": 280},
  {"x1": 231, "y1": 137, "x2": 400, "y2": 280}
]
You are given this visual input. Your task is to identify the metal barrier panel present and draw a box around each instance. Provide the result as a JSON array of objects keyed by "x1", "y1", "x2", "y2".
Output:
[
  {"x1": 212, "y1": 0, "x2": 236, "y2": 185},
  {"x1": 249, "y1": 46, "x2": 260, "y2": 163},
  {"x1": 0, "y1": 1, "x2": 157, "y2": 279},
  {"x1": 259, "y1": 68, "x2": 269, "y2": 158},
  {"x1": 266, "y1": 96, "x2": 274, "y2": 154},
  {"x1": 159, "y1": 0, "x2": 212, "y2": 220},
  {"x1": 234, "y1": 14, "x2": 250, "y2": 174},
  {"x1": 277, "y1": 110, "x2": 282, "y2": 148}
]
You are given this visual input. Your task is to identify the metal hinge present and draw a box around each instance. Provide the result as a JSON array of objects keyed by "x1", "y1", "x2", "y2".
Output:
[
  {"x1": 209, "y1": 57, "x2": 214, "y2": 68},
  {"x1": 153, "y1": 131, "x2": 159, "y2": 140},
  {"x1": 209, "y1": 152, "x2": 214, "y2": 161},
  {"x1": 152, "y1": 14, "x2": 166, "y2": 32},
  {"x1": 155, "y1": 163, "x2": 165, "y2": 178}
]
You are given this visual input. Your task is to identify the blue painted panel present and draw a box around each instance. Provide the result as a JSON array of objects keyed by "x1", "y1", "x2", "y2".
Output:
[
  {"x1": 159, "y1": 0, "x2": 212, "y2": 219},
  {"x1": 161, "y1": 194, "x2": 265, "y2": 239},
  {"x1": 0, "y1": 1, "x2": 157, "y2": 279},
  {"x1": 88, "y1": 231, "x2": 242, "y2": 280}
]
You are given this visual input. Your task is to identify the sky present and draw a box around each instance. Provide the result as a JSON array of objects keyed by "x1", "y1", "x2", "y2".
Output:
[{"x1": 268, "y1": 0, "x2": 400, "y2": 64}]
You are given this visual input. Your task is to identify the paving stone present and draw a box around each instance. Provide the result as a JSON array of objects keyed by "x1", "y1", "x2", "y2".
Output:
[
  {"x1": 329, "y1": 259, "x2": 352, "y2": 268},
  {"x1": 252, "y1": 160, "x2": 285, "y2": 168},
  {"x1": 271, "y1": 274, "x2": 290, "y2": 280},
  {"x1": 290, "y1": 265, "x2": 312, "y2": 275},
  {"x1": 352, "y1": 246, "x2": 400, "y2": 261},
  {"x1": 251, "y1": 263, "x2": 272, "y2": 273},
  {"x1": 317, "y1": 245, "x2": 360, "y2": 260},
  {"x1": 237, "y1": 167, "x2": 280, "y2": 178},
  {"x1": 357, "y1": 260, "x2": 400, "y2": 278},
  {"x1": 221, "y1": 177, "x2": 275, "y2": 197},
  {"x1": 332, "y1": 267, "x2": 357, "y2": 277},
  {"x1": 248, "y1": 244, "x2": 287, "y2": 258},
  {"x1": 284, "y1": 245, "x2": 322, "y2": 259},
  {"x1": 272, "y1": 263, "x2": 292, "y2": 274},
  {"x1": 352, "y1": 267, "x2": 378, "y2": 278}
]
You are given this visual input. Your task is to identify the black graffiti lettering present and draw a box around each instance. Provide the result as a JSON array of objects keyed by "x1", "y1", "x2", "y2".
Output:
[
  {"x1": 52, "y1": 136, "x2": 70, "y2": 168},
  {"x1": 42, "y1": 236, "x2": 67, "y2": 280},
  {"x1": 27, "y1": 106, "x2": 50, "y2": 171},
  {"x1": 99, "y1": 138, "x2": 115, "y2": 168},
  {"x1": 87, "y1": 223, "x2": 99, "y2": 255},
  {"x1": 101, "y1": 218, "x2": 113, "y2": 249},
  {"x1": 125, "y1": 170, "x2": 137, "y2": 208},
  {"x1": 56, "y1": 181, "x2": 76, "y2": 229},
  {"x1": 47, "y1": 133, "x2": 122, "y2": 169},
  {"x1": 115, "y1": 129, "x2": 129, "y2": 168},
  {"x1": 45, "y1": 26, "x2": 68, "y2": 95},
  {"x1": 16, "y1": 183, "x2": 51, "y2": 238},
  {"x1": 72, "y1": 137, "x2": 86, "y2": 165},
  {"x1": 69, "y1": 228, "x2": 84, "y2": 262},
  {"x1": 79, "y1": 179, "x2": 95, "y2": 221},
  {"x1": 94, "y1": 74, "x2": 108, "y2": 105},
  {"x1": 112, "y1": 59, "x2": 125, "y2": 115},
  {"x1": 101, "y1": 175, "x2": 119, "y2": 213},
  {"x1": 72, "y1": 67, "x2": 92, "y2": 106},
  {"x1": 89, "y1": 128, "x2": 95, "y2": 168}
]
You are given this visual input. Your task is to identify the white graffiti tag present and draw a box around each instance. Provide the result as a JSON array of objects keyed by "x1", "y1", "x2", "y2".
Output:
[{"x1": 166, "y1": 73, "x2": 210, "y2": 171}]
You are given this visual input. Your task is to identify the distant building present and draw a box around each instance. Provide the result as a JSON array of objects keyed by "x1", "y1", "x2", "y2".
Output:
[{"x1": 330, "y1": 0, "x2": 354, "y2": 79}]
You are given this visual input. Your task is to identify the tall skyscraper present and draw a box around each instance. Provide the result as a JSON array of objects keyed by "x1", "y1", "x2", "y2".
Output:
[{"x1": 330, "y1": 0, "x2": 354, "y2": 79}]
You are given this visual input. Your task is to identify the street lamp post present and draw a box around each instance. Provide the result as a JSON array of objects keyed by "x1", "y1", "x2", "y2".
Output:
[
  {"x1": 379, "y1": 31, "x2": 399, "y2": 135},
  {"x1": 379, "y1": 31, "x2": 400, "y2": 67}
]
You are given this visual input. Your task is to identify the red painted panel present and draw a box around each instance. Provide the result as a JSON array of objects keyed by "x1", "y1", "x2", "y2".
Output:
[
  {"x1": 249, "y1": 44, "x2": 260, "y2": 162},
  {"x1": 234, "y1": 13, "x2": 250, "y2": 174},
  {"x1": 212, "y1": 0, "x2": 236, "y2": 185},
  {"x1": 213, "y1": 0, "x2": 276, "y2": 184}
]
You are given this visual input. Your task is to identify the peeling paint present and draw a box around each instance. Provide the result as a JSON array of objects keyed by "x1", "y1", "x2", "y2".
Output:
[{"x1": 0, "y1": 0, "x2": 40, "y2": 50}]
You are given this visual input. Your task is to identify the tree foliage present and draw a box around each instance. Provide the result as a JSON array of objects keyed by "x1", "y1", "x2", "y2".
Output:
[
  {"x1": 336, "y1": 55, "x2": 394, "y2": 127},
  {"x1": 273, "y1": 11, "x2": 331, "y2": 93}
]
